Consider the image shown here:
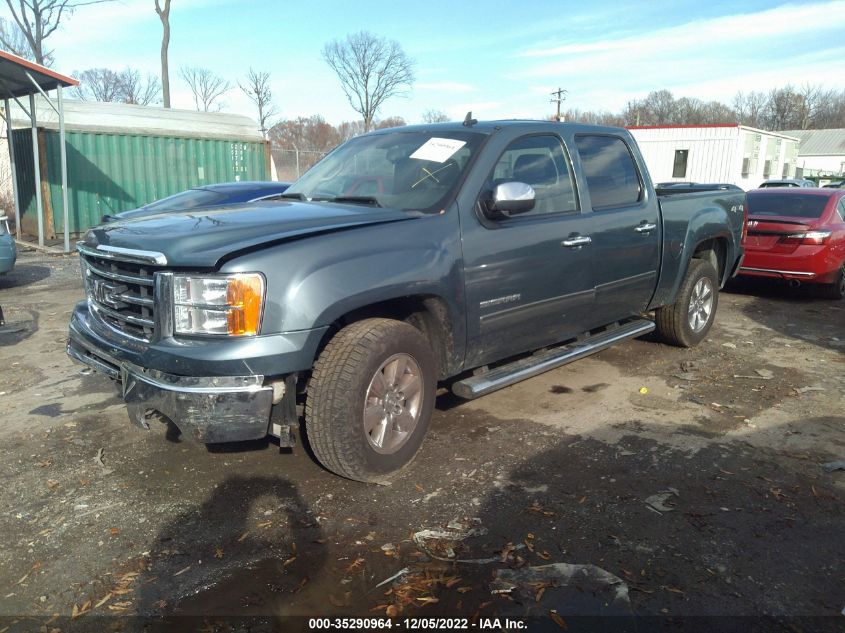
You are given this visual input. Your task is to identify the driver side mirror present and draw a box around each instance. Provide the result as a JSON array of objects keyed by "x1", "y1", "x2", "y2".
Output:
[{"x1": 485, "y1": 182, "x2": 535, "y2": 218}]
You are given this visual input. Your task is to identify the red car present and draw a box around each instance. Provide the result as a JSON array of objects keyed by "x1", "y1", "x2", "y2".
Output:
[{"x1": 739, "y1": 188, "x2": 845, "y2": 299}]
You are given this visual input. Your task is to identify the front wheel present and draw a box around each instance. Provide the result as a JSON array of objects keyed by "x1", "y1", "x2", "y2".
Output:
[
  {"x1": 655, "y1": 259, "x2": 719, "y2": 347},
  {"x1": 306, "y1": 318, "x2": 437, "y2": 483}
]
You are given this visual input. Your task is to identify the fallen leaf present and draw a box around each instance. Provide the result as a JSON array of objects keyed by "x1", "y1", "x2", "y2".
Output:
[
  {"x1": 293, "y1": 577, "x2": 309, "y2": 593},
  {"x1": 47, "y1": 480, "x2": 60, "y2": 490},
  {"x1": 416, "y1": 596, "x2": 439, "y2": 605},
  {"x1": 537, "y1": 550, "x2": 551, "y2": 560},
  {"x1": 257, "y1": 520, "x2": 272, "y2": 528},
  {"x1": 386, "y1": 605, "x2": 399, "y2": 617},
  {"x1": 457, "y1": 586, "x2": 473, "y2": 594},
  {"x1": 214, "y1": 548, "x2": 224, "y2": 559},
  {"x1": 173, "y1": 565, "x2": 191, "y2": 577},
  {"x1": 665, "y1": 586, "x2": 685, "y2": 595},
  {"x1": 445, "y1": 577, "x2": 461, "y2": 588},
  {"x1": 237, "y1": 531, "x2": 250, "y2": 542},
  {"x1": 578, "y1": 496, "x2": 587, "y2": 504},
  {"x1": 548, "y1": 610, "x2": 568, "y2": 629},
  {"x1": 94, "y1": 593, "x2": 112, "y2": 609},
  {"x1": 283, "y1": 556, "x2": 297, "y2": 567},
  {"x1": 536, "y1": 586, "x2": 547, "y2": 602},
  {"x1": 109, "y1": 528, "x2": 120, "y2": 536}
]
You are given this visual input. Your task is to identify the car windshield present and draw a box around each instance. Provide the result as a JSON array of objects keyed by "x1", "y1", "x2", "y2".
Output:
[
  {"x1": 143, "y1": 189, "x2": 227, "y2": 212},
  {"x1": 747, "y1": 192, "x2": 830, "y2": 218},
  {"x1": 284, "y1": 130, "x2": 486, "y2": 212}
]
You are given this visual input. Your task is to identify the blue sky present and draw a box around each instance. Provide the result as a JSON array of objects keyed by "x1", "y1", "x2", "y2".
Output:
[{"x1": 9, "y1": 0, "x2": 845, "y2": 125}]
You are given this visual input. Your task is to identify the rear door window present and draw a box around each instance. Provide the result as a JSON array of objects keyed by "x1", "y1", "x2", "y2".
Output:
[{"x1": 574, "y1": 135, "x2": 642, "y2": 209}]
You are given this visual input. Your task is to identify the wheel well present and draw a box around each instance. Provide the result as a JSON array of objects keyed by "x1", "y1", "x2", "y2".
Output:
[
  {"x1": 692, "y1": 238, "x2": 727, "y2": 282},
  {"x1": 318, "y1": 296, "x2": 458, "y2": 380}
]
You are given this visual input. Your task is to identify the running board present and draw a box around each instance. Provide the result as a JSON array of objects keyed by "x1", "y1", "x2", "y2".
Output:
[{"x1": 452, "y1": 318, "x2": 655, "y2": 400}]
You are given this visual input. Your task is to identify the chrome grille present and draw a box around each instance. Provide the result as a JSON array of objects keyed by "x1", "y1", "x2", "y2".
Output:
[{"x1": 81, "y1": 253, "x2": 158, "y2": 341}]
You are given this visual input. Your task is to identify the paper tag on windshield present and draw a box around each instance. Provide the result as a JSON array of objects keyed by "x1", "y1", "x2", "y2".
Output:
[{"x1": 410, "y1": 137, "x2": 466, "y2": 163}]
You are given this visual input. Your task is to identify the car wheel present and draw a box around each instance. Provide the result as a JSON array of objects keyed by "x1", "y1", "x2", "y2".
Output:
[
  {"x1": 819, "y1": 263, "x2": 845, "y2": 300},
  {"x1": 306, "y1": 318, "x2": 436, "y2": 483},
  {"x1": 655, "y1": 259, "x2": 719, "y2": 348}
]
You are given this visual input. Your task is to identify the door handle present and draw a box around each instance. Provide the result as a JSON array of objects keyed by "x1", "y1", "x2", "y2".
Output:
[
  {"x1": 561, "y1": 235, "x2": 592, "y2": 248},
  {"x1": 635, "y1": 222, "x2": 657, "y2": 233}
]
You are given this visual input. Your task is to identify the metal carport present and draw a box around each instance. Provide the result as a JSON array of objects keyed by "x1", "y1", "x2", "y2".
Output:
[{"x1": 0, "y1": 50, "x2": 77, "y2": 252}]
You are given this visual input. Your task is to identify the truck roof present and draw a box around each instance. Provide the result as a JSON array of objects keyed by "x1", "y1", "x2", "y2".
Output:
[{"x1": 367, "y1": 119, "x2": 630, "y2": 136}]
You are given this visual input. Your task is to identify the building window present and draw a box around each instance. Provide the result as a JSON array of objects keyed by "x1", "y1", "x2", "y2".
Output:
[
  {"x1": 672, "y1": 150, "x2": 688, "y2": 178},
  {"x1": 763, "y1": 160, "x2": 772, "y2": 178},
  {"x1": 741, "y1": 157, "x2": 751, "y2": 177}
]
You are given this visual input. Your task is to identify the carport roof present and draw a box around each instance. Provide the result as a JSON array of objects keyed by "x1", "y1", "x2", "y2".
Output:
[{"x1": 0, "y1": 50, "x2": 77, "y2": 99}]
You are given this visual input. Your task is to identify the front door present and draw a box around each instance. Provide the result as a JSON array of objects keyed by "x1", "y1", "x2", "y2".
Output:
[{"x1": 461, "y1": 133, "x2": 596, "y2": 367}]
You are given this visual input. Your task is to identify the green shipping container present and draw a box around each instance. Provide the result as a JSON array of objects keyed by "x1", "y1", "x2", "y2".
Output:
[{"x1": 11, "y1": 101, "x2": 270, "y2": 237}]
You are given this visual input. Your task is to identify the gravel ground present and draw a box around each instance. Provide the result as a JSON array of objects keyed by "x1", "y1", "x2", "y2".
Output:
[{"x1": 0, "y1": 249, "x2": 843, "y2": 632}]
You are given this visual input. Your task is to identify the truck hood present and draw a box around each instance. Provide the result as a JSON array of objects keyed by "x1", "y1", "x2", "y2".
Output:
[{"x1": 82, "y1": 200, "x2": 418, "y2": 268}]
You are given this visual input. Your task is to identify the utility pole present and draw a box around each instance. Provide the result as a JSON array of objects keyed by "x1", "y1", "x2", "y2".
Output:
[{"x1": 550, "y1": 88, "x2": 567, "y2": 122}]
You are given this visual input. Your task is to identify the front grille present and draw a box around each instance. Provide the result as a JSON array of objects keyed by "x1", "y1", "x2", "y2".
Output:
[{"x1": 81, "y1": 253, "x2": 159, "y2": 341}]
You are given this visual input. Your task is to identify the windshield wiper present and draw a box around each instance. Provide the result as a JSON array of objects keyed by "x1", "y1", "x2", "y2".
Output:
[{"x1": 325, "y1": 195, "x2": 382, "y2": 207}]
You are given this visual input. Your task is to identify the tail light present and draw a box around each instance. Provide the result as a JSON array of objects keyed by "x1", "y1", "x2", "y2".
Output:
[
  {"x1": 741, "y1": 203, "x2": 749, "y2": 245},
  {"x1": 779, "y1": 230, "x2": 831, "y2": 246}
]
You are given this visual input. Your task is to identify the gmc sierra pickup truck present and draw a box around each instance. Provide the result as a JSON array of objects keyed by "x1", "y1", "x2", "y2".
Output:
[{"x1": 67, "y1": 120, "x2": 745, "y2": 482}]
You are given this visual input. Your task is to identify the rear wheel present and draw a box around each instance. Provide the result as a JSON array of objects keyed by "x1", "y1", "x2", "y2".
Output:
[
  {"x1": 306, "y1": 318, "x2": 436, "y2": 483},
  {"x1": 819, "y1": 263, "x2": 845, "y2": 300},
  {"x1": 655, "y1": 259, "x2": 719, "y2": 348}
]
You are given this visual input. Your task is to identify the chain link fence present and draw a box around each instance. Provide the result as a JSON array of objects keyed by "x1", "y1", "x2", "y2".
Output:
[{"x1": 272, "y1": 149, "x2": 328, "y2": 181}]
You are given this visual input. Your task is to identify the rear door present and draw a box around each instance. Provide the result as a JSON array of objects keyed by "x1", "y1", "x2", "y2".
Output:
[{"x1": 572, "y1": 134, "x2": 661, "y2": 326}]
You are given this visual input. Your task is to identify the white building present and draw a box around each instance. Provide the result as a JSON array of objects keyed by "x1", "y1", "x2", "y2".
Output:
[
  {"x1": 628, "y1": 125, "x2": 800, "y2": 190},
  {"x1": 779, "y1": 128, "x2": 845, "y2": 177}
]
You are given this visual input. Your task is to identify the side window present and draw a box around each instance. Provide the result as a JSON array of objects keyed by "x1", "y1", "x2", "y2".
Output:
[
  {"x1": 574, "y1": 135, "x2": 643, "y2": 210},
  {"x1": 837, "y1": 199, "x2": 845, "y2": 222},
  {"x1": 487, "y1": 135, "x2": 578, "y2": 216}
]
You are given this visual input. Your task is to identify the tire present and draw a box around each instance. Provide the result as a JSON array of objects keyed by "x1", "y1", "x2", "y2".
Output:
[
  {"x1": 306, "y1": 318, "x2": 437, "y2": 483},
  {"x1": 655, "y1": 259, "x2": 719, "y2": 348},
  {"x1": 818, "y1": 264, "x2": 845, "y2": 300}
]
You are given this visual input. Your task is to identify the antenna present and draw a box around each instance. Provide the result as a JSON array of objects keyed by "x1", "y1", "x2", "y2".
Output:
[
  {"x1": 462, "y1": 111, "x2": 477, "y2": 127},
  {"x1": 550, "y1": 88, "x2": 567, "y2": 122}
]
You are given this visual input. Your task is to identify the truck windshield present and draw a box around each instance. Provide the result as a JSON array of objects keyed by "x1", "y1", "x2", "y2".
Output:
[{"x1": 284, "y1": 130, "x2": 486, "y2": 212}]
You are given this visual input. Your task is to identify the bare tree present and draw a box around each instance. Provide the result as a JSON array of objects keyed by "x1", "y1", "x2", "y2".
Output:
[
  {"x1": 72, "y1": 67, "x2": 161, "y2": 105},
  {"x1": 421, "y1": 109, "x2": 449, "y2": 123},
  {"x1": 0, "y1": 17, "x2": 52, "y2": 63},
  {"x1": 72, "y1": 67, "x2": 123, "y2": 101},
  {"x1": 322, "y1": 31, "x2": 414, "y2": 132},
  {"x1": 269, "y1": 115, "x2": 340, "y2": 152},
  {"x1": 238, "y1": 67, "x2": 277, "y2": 137},
  {"x1": 374, "y1": 116, "x2": 406, "y2": 129},
  {"x1": 1, "y1": 0, "x2": 111, "y2": 66},
  {"x1": 733, "y1": 91, "x2": 767, "y2": 128},
  {"x1": 180, "y1": 66, "x2": 231, "y2": 112},
  {"x1": 120, "y1": 68, "x2": 161, "y2": 105},
  {"x1": 154, "y1": 0, "x2": 171, "y2": 107}
]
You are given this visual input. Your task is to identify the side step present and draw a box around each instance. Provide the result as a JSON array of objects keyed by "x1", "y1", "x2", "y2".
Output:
[{"x1": 452, "y1": 318, "x2": 655, "y2": 400}]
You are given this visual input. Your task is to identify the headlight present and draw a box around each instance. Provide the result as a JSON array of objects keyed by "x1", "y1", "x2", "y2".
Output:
[{"x1": 173, "y1": 273, "x2": 265, "y2": 336}]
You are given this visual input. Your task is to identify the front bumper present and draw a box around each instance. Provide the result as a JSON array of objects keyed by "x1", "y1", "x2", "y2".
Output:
[{"x1": 68, "y1": 322, "x2": 275, "y2": 443}]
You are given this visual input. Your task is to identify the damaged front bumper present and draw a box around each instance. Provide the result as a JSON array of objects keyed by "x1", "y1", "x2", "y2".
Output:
[{"x1": 67, "y1": 328, "x2": 274, "y2": 443}]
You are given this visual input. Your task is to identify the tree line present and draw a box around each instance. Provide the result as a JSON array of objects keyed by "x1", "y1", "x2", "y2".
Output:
[{"x1": 562, "y1": 86, "x2": 845, "y2": 131}]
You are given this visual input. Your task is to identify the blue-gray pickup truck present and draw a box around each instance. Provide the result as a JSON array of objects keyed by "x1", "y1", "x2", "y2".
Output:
[{"x1": 67, "y1": 120, "x2": 745, "y2": 482}]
